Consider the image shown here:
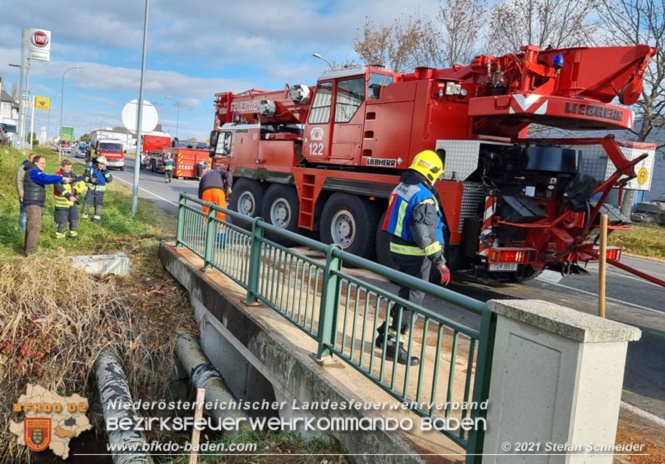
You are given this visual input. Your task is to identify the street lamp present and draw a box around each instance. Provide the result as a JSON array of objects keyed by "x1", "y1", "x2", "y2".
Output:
[
  {"x1": 165, "y1": 96, "x2": 180, "y2": 140},
  {"x1": 59, "y1": 66, "x2": 82, "y2": 161},
  {"x1": 313, "y1": 53, "x2": 333, "y2": 70}
]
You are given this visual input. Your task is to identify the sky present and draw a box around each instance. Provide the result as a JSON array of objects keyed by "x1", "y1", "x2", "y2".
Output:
[{"x1": 0, "y1": 0, "x2": 440, "y2": 142}]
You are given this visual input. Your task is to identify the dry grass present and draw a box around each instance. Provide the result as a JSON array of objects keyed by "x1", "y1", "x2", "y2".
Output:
[
  {"x1": 0, "y1": 244, "x2": 195, "y2": 456},
  {"x1": 0, "y1": 244, "x2": 197, "y2": 462},
  {"x1": 0, "y1": 147, "x2": 196, "y2": 462}
]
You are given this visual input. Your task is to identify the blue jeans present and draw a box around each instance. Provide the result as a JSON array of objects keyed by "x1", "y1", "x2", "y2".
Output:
[{"x1": 18, "y1": 202, "x2": 26, "y2": 231}]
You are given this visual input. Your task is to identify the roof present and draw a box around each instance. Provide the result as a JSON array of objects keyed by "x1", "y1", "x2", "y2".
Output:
[{"x1": 1, "y1": 90, "x2": 18, "y2": 104}]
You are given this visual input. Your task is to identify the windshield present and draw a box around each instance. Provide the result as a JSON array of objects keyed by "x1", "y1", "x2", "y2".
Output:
[
  {"x1": 100, "y1": 143, "x2": 123, "y2": 152},
  {"x1": 0, "y1": 123, "x2": 16, "y2": 133}
]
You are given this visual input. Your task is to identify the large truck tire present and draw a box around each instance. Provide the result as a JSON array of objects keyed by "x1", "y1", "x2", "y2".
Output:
[
  {"x1": 229, "y1": 179, "x2": 265, "y2": 230},
  {"x1": 320, "y1": 193, "x2": 378, "y2": 260},
  {"x1": 261, "y1": 184, "x2": 300, "y2": 247}
]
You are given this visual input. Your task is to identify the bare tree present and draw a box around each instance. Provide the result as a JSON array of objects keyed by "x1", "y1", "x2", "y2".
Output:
[
  {"x1": 597, "y1": 0, "x2": 664, "y2": 214},
  {"x1": 487, "y1": 0, "x2": 599, "y2": 54},
  {"x1": 437, "y1": 0, "x2": 489, "y2": 65},
  {"x1": 353, "y1": 0, "x2": 488, "y2": 72},
  {"x1": 353, "y1": 14, "x2": 434, "y2": 73}
]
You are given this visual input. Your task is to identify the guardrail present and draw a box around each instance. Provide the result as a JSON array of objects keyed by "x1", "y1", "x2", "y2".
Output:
[{"x1": 176, "y1": 193, "x2": 495, "y2": 463}]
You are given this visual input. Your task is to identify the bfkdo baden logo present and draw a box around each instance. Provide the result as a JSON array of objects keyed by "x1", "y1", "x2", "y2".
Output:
[{"x1": 10, "y1": 384, "x2": 91, "y2": 459}]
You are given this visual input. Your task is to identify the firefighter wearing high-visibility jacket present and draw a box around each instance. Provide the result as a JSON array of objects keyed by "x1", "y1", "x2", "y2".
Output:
[
  {"x1": 376, "y1": 149, "x2": 450, "y2": 366},
  {"x1": 53, "y1": 159, "x2": 87, "y2": 239},
  {"x1": 164, "y1": 153, "x2": 175, "y2": 183},
  {"x1": 82, "y1": 157, "x2": 113, "y2": 224}
]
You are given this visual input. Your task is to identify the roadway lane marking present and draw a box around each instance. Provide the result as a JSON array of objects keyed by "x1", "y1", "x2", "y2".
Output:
[
  {"x1": 114, "y1": 177, "x2": 179, "y2": 207},
  {"x1": 545, "y1": 282, "x2": 662, "y2": 314}
]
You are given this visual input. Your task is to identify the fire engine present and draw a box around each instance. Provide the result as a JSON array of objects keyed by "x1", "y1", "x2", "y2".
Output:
[
  {"x1": 140, "y1": 132, "x2": 172, "y2": 171},
  {"x1": 209, "y1": 44, "x2": 658, "y2": 283}
]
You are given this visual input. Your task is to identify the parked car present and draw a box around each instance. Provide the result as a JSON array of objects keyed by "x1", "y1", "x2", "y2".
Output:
[{"x1": 75, "y1": 143, "x2": 89, "y2": 158}]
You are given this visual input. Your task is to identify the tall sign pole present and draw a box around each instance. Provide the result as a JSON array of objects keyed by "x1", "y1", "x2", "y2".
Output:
[
  {"x1": 17, "y1": 28, "x2": 51, "y2": 150},
  {"x1": 132, "y1": 0, "x2": 150, "y2": 215},
  {"x1": 17, "y1": 29, "x2": 26, "y2": 149}
]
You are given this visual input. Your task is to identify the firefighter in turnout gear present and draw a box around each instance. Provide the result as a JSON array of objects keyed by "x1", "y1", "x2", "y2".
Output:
[
  {"x1": 163, "y1": 153, "x2": 175, "y2": 183},
  {"x1": 53, "y1": 159, "x2": 86, "y2": 239},
  {"x1": 376, "y1": 149, "x2": 450, "y2": 366},
  {"x1": 82, "y1": 156, "x2": 113, "y2": 224}
]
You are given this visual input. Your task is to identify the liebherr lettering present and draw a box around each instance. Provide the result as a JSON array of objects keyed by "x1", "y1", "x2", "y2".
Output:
[{"x1": 564, "y1": 102, "x2": 623, "y2": 122}]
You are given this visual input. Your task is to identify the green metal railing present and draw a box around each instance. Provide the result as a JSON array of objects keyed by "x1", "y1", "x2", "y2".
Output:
[{"x1": 176, "y1": 193, "x2": 495, "y2": 463}]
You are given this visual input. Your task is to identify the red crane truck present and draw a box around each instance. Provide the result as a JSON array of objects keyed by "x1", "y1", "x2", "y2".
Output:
[{"x1": 208, "y1": 44, "x2": 658, "y2": 283}]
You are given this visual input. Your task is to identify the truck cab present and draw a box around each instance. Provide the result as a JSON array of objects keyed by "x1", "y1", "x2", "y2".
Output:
[{"x1": 97, "y1": 140, "x2": 125, "y2": 170}]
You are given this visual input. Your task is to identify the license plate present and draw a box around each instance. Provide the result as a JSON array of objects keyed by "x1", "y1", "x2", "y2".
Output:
[{"x1": 489, "y1": 263, "x2": 518, "y2": 272}]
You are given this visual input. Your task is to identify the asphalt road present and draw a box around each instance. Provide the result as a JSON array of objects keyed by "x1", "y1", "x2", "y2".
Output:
[{"x1": 80, "y1": 154, "x2": 665, "y2": 420}]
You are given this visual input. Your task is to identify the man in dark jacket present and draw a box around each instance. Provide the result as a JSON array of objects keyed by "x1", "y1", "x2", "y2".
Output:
[
  {"x1": 16, "y1": 152, "x2": 36, "y2": 231},
  {"x1": 375, "y1": 149, "x2": 450, "y2": 366},
  {"x1": 23, "y1": 156, "x2": 71, "y2": 256}
]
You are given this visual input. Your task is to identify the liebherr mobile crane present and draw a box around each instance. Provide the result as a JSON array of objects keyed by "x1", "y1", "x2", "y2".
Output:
[{"x1": 208, "y1": 44, "x2": 658, "y2": 284}]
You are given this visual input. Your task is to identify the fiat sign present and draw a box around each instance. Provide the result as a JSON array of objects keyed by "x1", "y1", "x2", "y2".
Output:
[
  {"x1": 31, "y1": 31, "x2": 49, "y2": 47},
  {"x1": 26, "y1": 28, "x2": 51, "y2": 61}
]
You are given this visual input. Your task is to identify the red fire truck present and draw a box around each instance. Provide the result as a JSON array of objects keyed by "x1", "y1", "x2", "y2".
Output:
[
  {"x1": 140, "y1": 132, "x2": 172, "y2": 171},
  {"x1": 208, "y1": 44, "x2": 657, "y2": 283}
]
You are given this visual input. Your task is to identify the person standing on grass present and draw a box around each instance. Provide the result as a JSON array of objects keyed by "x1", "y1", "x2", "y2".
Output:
[
  {"x1": 16, "y1": 152, "x2": 37, "y2": 231},
  {"x1": 53, "y1": 159, "x2": 87, "y2": 240},
  {"x1": 82, "y1": 156, "x2": 113, "y2": 225},
  {"x1": 23, "y1": 155, "x2": 72, "y2": 256}
]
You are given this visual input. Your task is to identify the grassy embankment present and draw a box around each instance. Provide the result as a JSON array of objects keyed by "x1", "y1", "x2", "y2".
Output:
[
  {"x1": 609, "y1": 223, "x2": 665, "y2": 261},
  {"x1": 0, "y1": 146, "x2": 348, "y2": 463}
]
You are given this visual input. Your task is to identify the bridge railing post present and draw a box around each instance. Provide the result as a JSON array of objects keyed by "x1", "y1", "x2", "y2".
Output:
[
  {"x1": 245, "y1": 218, "x2": 264, "y2": 305},
  {"x1": 315, "y1": 245, "x2": 342, "y2": 361},
  {"x1": 176, "y1": 193, "x2": 186, "y2": 248},
  {"x1": 202, "y1": 205, "x2": 216, "y2": 271}
]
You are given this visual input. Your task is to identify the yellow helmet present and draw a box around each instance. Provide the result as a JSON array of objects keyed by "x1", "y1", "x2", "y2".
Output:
[{"x1": 409, "y1": 150, "x2": 444, "y2": 184}]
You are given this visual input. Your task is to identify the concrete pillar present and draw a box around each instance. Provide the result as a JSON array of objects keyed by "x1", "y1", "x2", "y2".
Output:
[{"x1": 483, "y1": 299, "x2": 641, "y2": 464}]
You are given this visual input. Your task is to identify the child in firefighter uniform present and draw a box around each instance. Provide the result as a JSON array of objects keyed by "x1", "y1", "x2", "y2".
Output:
[
  {"x1": 164, "y1": 153, "x2": 175, "y2": 183},
  {"x1": 376, "y1": 149, "x2": 450, "y2": 366},
  {"x1": 82, "y1": 156, "x2": 113, "y2": 224},
  {"x1": 53, "y1": 159, "x2": 87, "y2": 239}
]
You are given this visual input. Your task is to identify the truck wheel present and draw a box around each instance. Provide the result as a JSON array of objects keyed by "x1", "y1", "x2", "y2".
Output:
[
  {"x1": 320, "y1": 193, "x2": 378, "y2": 260},
  {"x1": 261, "y1": 184, "x2": 300, "y2": 246},
  {"x1": 229, "y1": 179, "x2": 265, "y2": 230}
]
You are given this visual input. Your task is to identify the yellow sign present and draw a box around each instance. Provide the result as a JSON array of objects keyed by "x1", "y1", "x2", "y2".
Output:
[
  {"x1": 35, "y1": 96, "x2": 50, "y2": 110},
  {"x1": 637, "y1": 167, "x2": 649, "y2": 185}
]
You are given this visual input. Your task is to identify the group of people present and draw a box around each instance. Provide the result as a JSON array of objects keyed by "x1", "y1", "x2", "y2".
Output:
[
  {"x1": 16, "y1": 153, "x2": 113, "y2": 256},
  {"x1": 15, "y1": 146, "x2": 450, "y2": 367}
]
